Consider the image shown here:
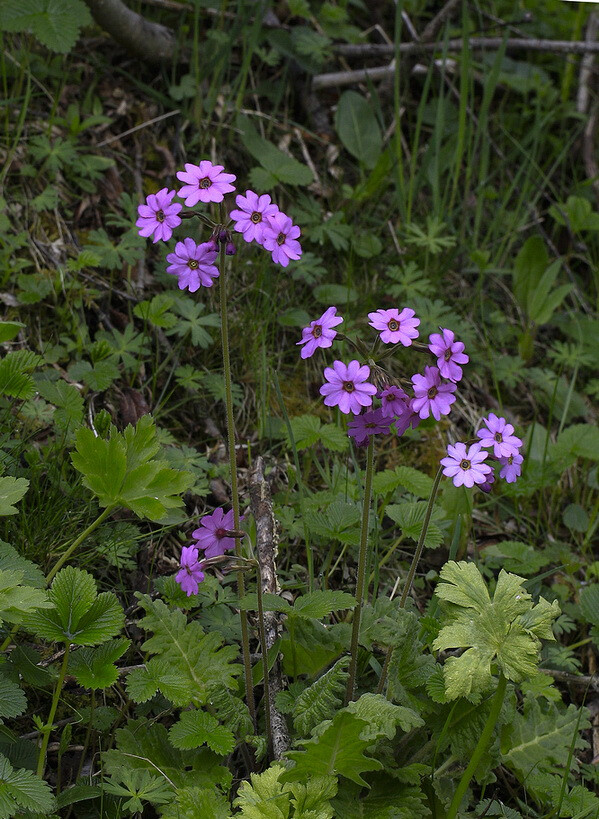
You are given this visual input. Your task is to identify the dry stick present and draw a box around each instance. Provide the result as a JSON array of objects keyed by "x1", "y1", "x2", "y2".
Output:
[
  {"x1": 420, "y1": 0, "x2": 462, "y2": 42},
  {"x1": 83, "y1": 0, "x2": 177, "y2": 63},
  {"x1": 377, "y1": 467, "x2": 444, "y2": 696},
  {"x1": 578, "y1": 13, "x2": 599, "y2": 203},
  {"x1": 248, "y1": 457, "x2": 290, "y2": 760}
]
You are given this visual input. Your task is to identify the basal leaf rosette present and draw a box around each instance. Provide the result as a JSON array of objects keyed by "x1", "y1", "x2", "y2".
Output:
[{"x1": 432, "y1": 561, "x2": 560, "y2": 701}]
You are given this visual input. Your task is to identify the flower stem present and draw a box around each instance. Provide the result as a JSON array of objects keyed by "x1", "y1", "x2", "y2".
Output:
[
  {"x1": 218, "y1": 234, "x2": 256, "y2": 729},
  {"x1": 45, "y1": 506, "x2": 116, "y2": 585},
  {"x1": 446, "y1": 673, "x2": 507, "y2": 819},
  {"x1": 254, "y1": 563, "x2": 272, "y2": 758},
  {"x1": 377, "y1": 466, "x2": 443, "y2": 695},
  {"x1": 37, "y1": 644, "x2": 71, "y2": 777},
  {"x1": 345, "y1": 436, "x2": 375, "y2": 705}
]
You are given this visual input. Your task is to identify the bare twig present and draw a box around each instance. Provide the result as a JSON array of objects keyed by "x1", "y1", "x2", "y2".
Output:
[
  {"x1": 421, "y1": 0, "x2": 462, "y2": 43},
  {"x1": 577, "y1": 13, "x2": 599, "y2": 114},
  {"x1": 540, "y1": 668, "x2": 599, "y2": 692},
  {"x1": 331, "y1": 37, "x2": 599, "y2": 59},
  {"x1": 248, "y1": 456, "x2": 290, "y2": 760}
]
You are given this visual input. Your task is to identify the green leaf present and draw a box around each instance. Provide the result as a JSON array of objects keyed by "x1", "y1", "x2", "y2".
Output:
[
  {"x1": 69, "y1": 637, "x2": 130, "y2": 689},
  {"x1": 480, "y1": 541, "x2": 552, "y2": 575},
  {"x1": 281, "y1": 617, "x2": 349, "y2": 678},
  {"x1": 125, "y1": 595, "x2": 241, "y2": 706},
  {"x1": 0, "y1": 676, "x2": 27, "y2": 721},
  {"x1": 305, "y1": 501, "x2": 362, "y2": 546},
  {"x1": 25, "y1": 566, "x2": 123, "y2": 646},
  {"x1": 36, "y1": 379, "x2": 83, "y2": 434},
  {"x1": 0, "y1": 569, "x2": 51, "y2": 627},
  {"x1": 0, "y1": 0, "x2": 91, "y2": 53},
  {"x1": 0, "y1": 322, "x2": 24, "y2": 343},
  {"x1": 334, "y1": 91, "x2": 382, "y2": 168},
  {"x1": 331, "y1": 775, "x2": 429, "y2": 818},
  {"x1": 372, "y1": 466, "x2": 433, "y2": 499},
  {"x1": 345, "y1": 693, "x2": 424, "y2": 741},
  {"x1": 168, "y1": 710, "x2": 234, "y2": 755},
  {"x1": 292, "y1": 657, "x2": 349, "y2": 735},
  {"x1": 161, "y1": 786, "x2": 232, "y2": 819},
  {"x1": 433, "y1": 561, "x2": 560, "y2": 700},
  {"x1": 512, "y1": 236, "x2": 548, "y2": 312},
  {"x1": 282, "y1": 711, "x2": 383, "y2": 787},
  {"x1": 293, "y1": 591, "x2": 356, "y2": 619},
  {"x1": 0, "y1": 477, "x2": 29, "y2": 516},
  {"x1": 313, "y1": 283, "x2": 358, "y2": 304},
  {"x1": 386, "y1": 501, "x2": 444, "y2": 548},
  {"x1": 71, "y1": 415, "x2": 193, "y2": 520},
  {"x1": 579, "y1": 585, "x2": 599, "y2": 628},
  {"x1": 0, "y1": 350, "x2": 42, "y2": 399},
  {"x1": 237, "y1": 115, "x2": 312, "y2": 186},
  {"x1": 0, "y1": 753, "x2": 54, "y2": 816},
  {"x1": 234, "y1": 763, "x2": 291, "y2": 818}
]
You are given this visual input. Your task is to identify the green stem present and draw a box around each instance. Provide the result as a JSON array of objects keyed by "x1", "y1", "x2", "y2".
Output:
[
  {"x1": 446, "y1": 673, "x2": 507, "y2": 819},
  {"x1": 46, "y1": 506, "x2": 115, "y2": 585},
  {"x1": 254, "y1": 564, "x2": 272, "y2": 759},
  {"x1": 218, "y1": 233, "x2": 256, "y2": 729},
  {"x1": 377, "y1": 466, "x2": 443, "y2": 695},
  {"x1": 37, "y1": 644, "x2": 71, "y2": 778},
  {"x1": 345, "y1": 437, "x2": 375, "y2": 705}
]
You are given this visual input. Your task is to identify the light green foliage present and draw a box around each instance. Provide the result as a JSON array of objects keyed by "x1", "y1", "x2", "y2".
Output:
[
  {"x1": 237, "y1": 115, "x2": 312, "y2": 188},
  {"x1": 103, "y1": 769, "x2": 172, "y2": 814},
  {"x1": 579, "y1": 585, "x2": 599, "y2": 646},
  {"x1": 549, "y1": 195, "x2": 599, "y2": 233},
  {"x1": 0, "y1": 677, "x2": 27, "y2": 722},
  {"x1": 208, "y1": 685, "x2": 254, "y2": 739},
  {"x1": 501, "y1": 698, "x2": 589, "y2": 782},
  {"x1": 0, "y1": 0, "x2": 91, "y2": 53},
  {"x1": 282, "y1": 712, "x2": 383, "y2": 786},
  {"x1": 161, "y1": 787, "x2": 231, "y2": 819},
  {"x1": 549, "y1": 424, "x2": 599, "y2": 469},
  {"x1": 335, "y1": 91, "x2": 382, "y2": 169},
  {"x1": 125, "y1": 595, "x2": 240, "y2": 707},
  {"x1": 25, "y1": 566, "x2": 123, "y2": 646},
  {"x1": 280, "y1": 616, "x2": 349, "y2": 678},
  {"x1": 433, "y1": 562, "x2": 560, "y2": 700},
  {"x1": 0, "y1": 569, "x2": 51, "y2": 627},
  {"x1": 167, "y1": 295, "x2": 221, "y2": 348},
  {"x1": 103, "y1": 719, "x2": 232, "y2": 793},
  {"x1": 134, "y1": 294, "x2": 177, "y2": 329},
  {"x1": 372, "y1": 466, "x2": 433, "y2": 499},
  {"x1": 35, "y1": 379, "x2": 83, "y2": 435},
  {"x1": 529, "y1": 774, "x2": 599, "y2": 818},
  {"x1": 0, "y1": 322, "x2": 24, "y2": 343},
  {"x1": 234, "y1": 763, "x2": 337, "y2": 818},
  {"x1": 0, "y1": 350, "x2": 42, "y2": 399},
  {"x1": 330, "y1": 775, "x2": 429, "y2": 818},
  {"x1": 168, "y1": 710, "x2": 235, "y2": 755},
  {"x1": 0, "y1": 752, "x2": 54, "y2": 817},
  {"x1": 0, "y1": 477, "x2": 28, "y2": 516},
  {"x1": 345, "y1": 694, "x2": 424, "y2": 741},
  {"x1": 71, "y1": 415, "x2": 193, "y2": 520},
  {"x1": 68, "y1": 637, "x2": 130, "y2": 689},
  {"x1": 403, "y1": 218, "x2": 456, "y2": 254},
  {"x1": 512, "y1": 236, "x2": 572, "y2": 326},
  {"x1": 480, "y1": 541, "x2": 553, "y2": 575},
  {"x1": 305, "y1": 501, "x2": 362, "y2": 546},
  {"x1": 291, "y1": 657, "x2": 349, "y2": 735},
  {"x1": 287, "y1": 415, "x2": 348, "y2": 453},
  {"x1": 386, "y1": 501, "x2": 445, "y2": 548}
]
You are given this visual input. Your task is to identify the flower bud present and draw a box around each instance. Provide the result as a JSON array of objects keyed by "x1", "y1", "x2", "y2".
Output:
[{"x1": 225, "y1": 242, "x2": 236, "y2": 256}]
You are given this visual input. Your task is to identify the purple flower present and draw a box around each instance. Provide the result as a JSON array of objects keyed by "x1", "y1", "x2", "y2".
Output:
[
  {"x1": 411, "y1": 365, "x2": 457, "y2": 421},
  {"x1": 177, "y1": 160, "x2": 236, "y2": 206},
  {"x1": 297, "y1": 306, "x2": 343, "y2": 359},
  {"x1": 395, "y1": 403, "x2": 421, "y2": 437},
  {"x1": 348, "y1": 408, "x2": 392, "y2": 447},
  {"x1": 166, "y1": 238, "x2": 219, "y2": 291},
  {"x1": 440, "y1": 442, "x2": 492, "y2": 488},
  {"x1": 428, "y1": 328, "x2": 469, "y2": 383},
  {"x1": 477, "y1": 413, "x2": 522, "y2": 459},
  {"x1": 136, "y1": 188, "x2": 182, "y2": 243},
  {"x1": 479, "y1": 471, "x2": 496, "y2": 493},
  {"x1": 192, "y1": 507, "x2": 242, "y2": 559},
  {"x1": 262, "y1": 212, "x2": 302, "y2": 267},
  {"x1": 380, "y1": 385, "x2": 410, "y2": 418},
  {"x1": 230, "y1": 190, "x2": 279, "y2": 245},
  {"x1": 175, "y1": 545, "x2": 205, "y2": 596},
  {"x1": 368, "y1": 308, "x2": 420, "y2": 346},
  {"x1": 320, "y1": 360, "x2": 377, "y2": 415},
  {"x1": 498, "y1": 451, "x2": 523, "y2": 483}
]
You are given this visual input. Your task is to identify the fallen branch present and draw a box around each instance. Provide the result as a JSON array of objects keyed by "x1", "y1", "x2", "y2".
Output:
[
  {"x1": 83, "y1": 0, "x2": 177, "y2": 63},
  {"x1": 331, "y1": 37, "x2": 599, "y2": 59}
]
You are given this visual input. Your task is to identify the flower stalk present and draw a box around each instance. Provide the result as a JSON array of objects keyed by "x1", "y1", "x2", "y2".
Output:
[
  {"x1": 254, "y1": 562, "x2": 272, "y2": 759},
  {"x1": 217, "y1": 234, "x2": 256, "y2": 728},
  {"x1": 345, "y1": 435, "x2": 375, "y2": 705},
  {"x1": 377, "y1": 466, "x2": 444, "y2": 695},
  {"x1": 37, "y1": 644, "x2": 71, "y2": 777}
]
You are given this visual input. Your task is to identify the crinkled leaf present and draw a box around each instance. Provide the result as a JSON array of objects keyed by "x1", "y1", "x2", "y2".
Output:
[
  {"x1": 345, "y1": 693, "x2": 424, "y2": 741},
  {"x1": 168, "y1": 710, "x2": 234, "y2": 755},
  {"x1": 68, "y1": 637, "x2": 130, "y2": 689},
  {"x1": 0, "y1": 0, "x2": 91, "y2": 53},
  {"x1": 292, "y1": 657, "x2": 349, "y2": 735}
]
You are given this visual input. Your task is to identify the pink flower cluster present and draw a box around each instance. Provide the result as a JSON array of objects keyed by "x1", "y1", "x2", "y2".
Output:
[
  {"x1": 440, "y1": 413, "x2": 524, "y2": 490},
  {"x1": 135, "y1": 161, "x2": 303, "y2": 285},
  {"x1": 175, "y1": 507, "x2": 242, "y2": 596}
]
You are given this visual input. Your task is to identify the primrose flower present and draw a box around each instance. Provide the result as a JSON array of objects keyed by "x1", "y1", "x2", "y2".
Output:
[
  {"x1": 395, "y1": 404, "x2": 421, "y2": 437},
  {"x1": 136, "y1": 188, "x2": 182, "y2": 243},
  {"x1": 411, "y1": 365, "x2": 457, "y2": 421},
  {"x1": 166, "y1": 238, "x2": 219, "y2": 291},
  {"x1": 498, "y1": 451, "x2": 523, "y2": 483},
  {"x1": 297, "y1": 306, "x2": 343, "y2": 359},
  {"x1": 320, "y1": 360, "x2": 377, "y2": 415},
  {"x1": 192, "y1": 507, "x2": 243, "y2": 559},
  {"x1": 440, "y1": 442, "x2": 492, "y2": 488},
  {"x1": 428, "y1": 328, "x2": 469, "y2": 383},
  {"x1": 479, "y1": 471, "x2": 496, "y2": 493},
  {"x1": 177, "y1": 160, "x2": 236, "y2": 206},
  {"x1": 476, "y1": 413, "x2": 522, "y2": 459},
  {"x1": 262, "y1": 212, "x2": 302, "y2": 267},
  {"x1": 368, "y1": 307, "x2": 420, "y2": 346},
  {"x1": 175, "y1": 545, "x2": 205, "y2": 596},
  {"x1": 348, "y1": 408, "x2": 392, "y2": 447},
  {"x1": 230, "y1": 190, "x2": 279, "y2": 245},
  {"x1": 380, "y1": 385, "x2": 410, "y2": 418}
]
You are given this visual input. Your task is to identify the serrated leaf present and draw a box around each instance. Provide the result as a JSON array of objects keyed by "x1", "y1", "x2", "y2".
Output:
[
  {"x1": 386, "y1": 501, "x2": 444, "y2": 548},
  {"x1": 292, "y1": 657, "x2": 349, "y2": 735},
  {"x1": 0, "y1": 753, "x2": 54, "y2": 815},
  {"x1": 345, "y1": 693, "x2": 424, "y2": 741},
  {"x1": 161, "y1": 786, "x2": 232, "y2": 819},
  {"x1": 282, "y1": 712, "x2": 383, "y2": 787},
  {"x1": 433, "y1": 562, "x2": 560, "y2": 699},
  {"x1": 0, "y1": 676, "x2": 27, "y2": 721},
  {"x1": 0, "y1": 350, "x2": 42, "y2": 399},
  {"x1": 0, "y1": 477, "x2": 29, "y2": 516},
  {"x1": 168, "y1": 710, "x2": 234, "y2": 755},
  {"x1": 305, "y1": 501, "x2": 361, "y2": 546},
  {"x1": 580, "y1": 585, "x2": 599, "y2": 628},
  {"x1": 25, "y1": 566, "x2": 123, "y2": 646},
  {"x1": 68, "y1": 637, "x2": 130, "y2": 689},
  {"x1": 36, "y1": 379, "x2": 83, "y2": 434},
  {"x1": 0, "y1": 0, "x2": 91, "y2": 53},
  {"x1": 71, "y1": 415, "x2": 193, "y2": 521},
  {"x1": 373, "y1": 466, "x2": 434, "y2": 499},
  {"x1": 293, "y1": 591, "x2": 356, "y2": 619}
]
